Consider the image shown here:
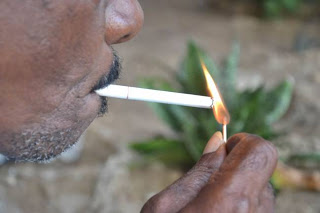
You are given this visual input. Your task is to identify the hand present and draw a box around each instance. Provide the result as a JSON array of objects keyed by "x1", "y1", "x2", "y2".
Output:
[{"x1": 141, "y1": 132, "x2": 278, "y2": 213}]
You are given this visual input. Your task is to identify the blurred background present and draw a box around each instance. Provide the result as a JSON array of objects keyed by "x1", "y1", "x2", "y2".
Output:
[{"x1": 0, "y1": 0, "x2": 320, "y2": 212}]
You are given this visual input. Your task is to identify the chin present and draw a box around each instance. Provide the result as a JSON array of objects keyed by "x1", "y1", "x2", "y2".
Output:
[
  {"x1": 2, "y1": 98, "x2": 101, "y2": 162},
  {"x1": 0, "y1": 78, "x2": 108, "y2": 162},
  {"x1": 2, "y1": 122, "x2": 89, "y2": 163}
]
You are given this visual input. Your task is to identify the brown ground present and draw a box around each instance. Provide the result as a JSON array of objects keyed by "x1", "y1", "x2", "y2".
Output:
[{"x1": 0, "y1": 0, "x2": 320, "y2": 212}]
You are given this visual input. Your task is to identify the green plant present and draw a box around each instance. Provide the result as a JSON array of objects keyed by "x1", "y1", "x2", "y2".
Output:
[
  {"x1": 130, "y1": 41, "x2": 294, "y2": 169},
  {"x1": 262, "y1": 0, "x2": 302, "y2": 18}
]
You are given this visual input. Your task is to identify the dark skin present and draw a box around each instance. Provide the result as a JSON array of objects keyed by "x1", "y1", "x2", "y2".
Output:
[
  {"x1": 0, "y1": 0, "x2": 143, "y2": 161},
  {"x1": 142, "y1": 133, "x2": 277, "y2": 213},
  {"x1": 0, "y1": 1, "x2": 278, "y2": 212}
]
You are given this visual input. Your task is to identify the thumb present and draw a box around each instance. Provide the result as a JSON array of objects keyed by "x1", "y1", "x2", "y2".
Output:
[{"x1": 141, "y1": 132, "x2": 226, "y2": 213}]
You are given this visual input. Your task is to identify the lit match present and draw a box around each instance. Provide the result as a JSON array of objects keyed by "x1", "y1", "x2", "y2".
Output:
[
  {"x1": 95, "y1": 85, "x2": 215, "y2": 109},
  {"x1": 200, "y1": 60, "x2": 230, "y2": 142}
]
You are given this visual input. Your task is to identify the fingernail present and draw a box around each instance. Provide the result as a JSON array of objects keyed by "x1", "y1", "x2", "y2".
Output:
[{"x1": 203, "y1": 131, "x2": 224, "y2": 154}]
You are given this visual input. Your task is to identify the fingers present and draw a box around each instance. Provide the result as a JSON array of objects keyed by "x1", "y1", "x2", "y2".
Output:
[
  {"x1": 141, "y1": 132, "x2": 226, "y2": 213},
  {"x1": 218, "y1": 134, "x2": 278, "y2": 193},
  {"x1": 180, "y1": 134, "x2": 278, "y2": 212}
]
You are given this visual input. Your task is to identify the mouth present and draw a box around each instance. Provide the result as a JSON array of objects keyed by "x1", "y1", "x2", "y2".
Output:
[{"x1": 90, "y1": 49, "x2": 122, "y2": 116}]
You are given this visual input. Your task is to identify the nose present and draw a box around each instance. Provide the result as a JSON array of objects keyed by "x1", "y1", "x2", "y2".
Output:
[{"x1": 105, "y1": 0, "x2": 144, "y2": 44}]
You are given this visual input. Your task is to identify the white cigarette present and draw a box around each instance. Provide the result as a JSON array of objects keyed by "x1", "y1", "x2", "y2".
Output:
[{"x1": 95, "y1": 85, "x2": 214, "y2": 109}]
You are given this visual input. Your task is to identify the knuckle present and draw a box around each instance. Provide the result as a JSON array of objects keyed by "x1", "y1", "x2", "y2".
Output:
[
  {"x1": 193, "y1": 163, "x2": 212, "y2": 174},
  {"x1": 236, "y1": 135, "x2": 278, "y2": 172},
  {"x1": 193, "y1": 153, "x2": 223, "y2": 174},
  {"x1": 196, "y1": 157, "x2": 217, "y2": 172},
  {"x1": 266, "y1": 142, "x2": 278, "y2": 162},
  {"x1": 258, "y1": 140, "x2": 278, "y2": 164},
  {"x1": 141, "y1": 194, "x2": 168, "y2": 213},
  {"x1": 226, "y1": 192, "x2": 251, "y2": 212},
  {"x1": 185, "y1": 164, "x2": 213, "y2": 187},
  {"x1": 246, "y1": 135, "x2": 278, "y2": 161}
]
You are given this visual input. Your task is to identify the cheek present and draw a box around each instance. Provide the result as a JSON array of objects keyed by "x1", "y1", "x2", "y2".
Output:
[
  {"x1": 44, "y1": 92, "x2": 101, "y2": 129},
  {"x1": 38, "y1": 2, "x2": 109, "y2": 103},
  {"x1": 0, "y1": 1, "x2": 110, "y2": 130}
]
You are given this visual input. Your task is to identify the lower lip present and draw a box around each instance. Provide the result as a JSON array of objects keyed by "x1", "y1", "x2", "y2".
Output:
[{"x1": 80, "y1": 93, "x2": 105, "y2": 118}]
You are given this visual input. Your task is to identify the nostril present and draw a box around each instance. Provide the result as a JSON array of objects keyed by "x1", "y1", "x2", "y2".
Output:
[
  {"x1": 122, "y1": 34, "x2": 130, "y2": 40},
  {"x1": 116, "y1": 33, "x2": 133, "y2": 43},
  {"x1": 104, "y1": 0, "x2": 144, "y2": 45}
]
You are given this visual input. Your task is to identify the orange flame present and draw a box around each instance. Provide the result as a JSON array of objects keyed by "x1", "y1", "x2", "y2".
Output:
[{"x1": 200, "y1": 60, "x2": 230, "y2": 125}]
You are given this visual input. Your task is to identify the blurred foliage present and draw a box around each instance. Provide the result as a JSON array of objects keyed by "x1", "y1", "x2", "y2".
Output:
[
  {"x1": 286, "y1": 153, "x2": 320, "y2": 169},
  {"x1": 211, "y1": 0, "x2": 320, "y2": 19},
  {"x1": 261, "y1": 0, "x2": 302, "y2": 18},
  {"x1": 130, "y1": 41, "x2": 294, "y2": 169}
]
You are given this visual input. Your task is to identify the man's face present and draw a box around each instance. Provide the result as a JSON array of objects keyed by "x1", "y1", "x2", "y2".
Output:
[{"x1": 0, "y1": 0, "x2": 144, "y2": 162}]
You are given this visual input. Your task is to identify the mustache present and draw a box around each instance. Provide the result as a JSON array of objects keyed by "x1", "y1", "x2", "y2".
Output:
[
  {"x1": 92, "y1": 49, "x2": 122, "y2": 116},
  {"x1": 91, "y1": 50, "x2": 121, "y2": 92}
]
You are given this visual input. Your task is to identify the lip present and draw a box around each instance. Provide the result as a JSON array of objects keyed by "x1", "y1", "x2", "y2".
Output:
[
  {"x1": 90, "y1": 82, "x2": 111, "y2": 93},
  {"x1": 90, "y1": 76, "x2": 117, "y2": 95},
  {"x1": 90, "y1": 52, "x2": 121, "y2": 93},
  {"x1": 89, "y1": 88, "x2": 109, "y2": 117},
  {"x1": 89, "y1": 55, "x2": 120, "y2": 115}
]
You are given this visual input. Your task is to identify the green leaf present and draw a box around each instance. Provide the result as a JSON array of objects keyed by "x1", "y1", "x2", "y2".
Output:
[
  {"x1": 177, "y1": 41, "x2": 205, "y2": 95},
  {"x1": 181, "y1": 122, "x2": 203, "y2": 161},
  {"x1": 198, "y1": 111, "x2": 220, "y2": 141},
  {"x1": 139, "y1": 78, "x2": 184, "y2": 132},
  {"x1": 133, "y1": 40, "x2": 294, "y2": 172},
  {"x1": 139, "y1": 78, "x2": 175, "y2": 92},
  {"x1": 231, "y1": 87, "x2": 277, "y2": 139},
  {"x1": 177, "y1": 41, "x2": 220, "y2": 96},
  {"x1": 264, "y1": 0, "x2": 283, "y2": 18},
  {"x1": 130, "y1": 138, "x2": 194, "y2": 168},
  {"x1": 286, "y1": 153, "x2": 320, "y2": 164},
  {"x1": 197, "y1": 44, "x2": 221, "y2": 86},
  {"x1": 282, "y1": 0, "x2": 301, "y2": 12},
  {"x1": 264, "y1": 79, "x2": 294, "y2": 124},
  {"x1": 221, "y1": 42, "x2": 240, "y2": 109},
  {"x1": 262, "y1": 0, "x2": 304, "y2": 18}
]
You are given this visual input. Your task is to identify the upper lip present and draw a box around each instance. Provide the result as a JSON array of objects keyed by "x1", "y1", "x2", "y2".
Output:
[
  {"x1": 90, "y1": 49, "x2": 121, "y2": 92},
  {"x1": 90, "y1": 69, "x2": 120, "y2": 92}
]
